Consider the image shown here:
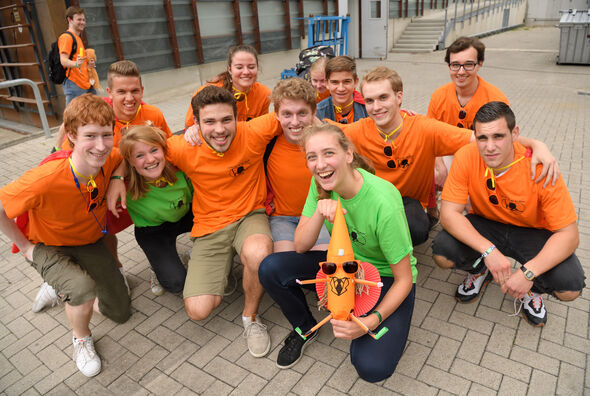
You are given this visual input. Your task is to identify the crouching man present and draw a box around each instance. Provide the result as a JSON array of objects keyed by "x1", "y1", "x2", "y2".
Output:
[
  {"x1": 0, "y1": 94, "x2": 130, "y2": 376},
  {"x1": 432, "y1": 101, "x2": 585, "y2": 326}
]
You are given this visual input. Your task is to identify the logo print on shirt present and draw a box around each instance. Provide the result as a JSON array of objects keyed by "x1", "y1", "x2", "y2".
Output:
[
  {"x1": 501, "y1": 199, "x2": 525, "y2": 213},
  {"x1": 350, "y1": 230, "x2": 366, "y2": 246},
  {"x1": 229, "y1": 160, "x2": 251, "y2": 177}
]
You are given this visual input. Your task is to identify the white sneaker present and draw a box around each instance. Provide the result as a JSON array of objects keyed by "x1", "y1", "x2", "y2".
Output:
[
  {"x1": 119, "y1": 267, "x2": 131, "y2": 296},
  {"x1": 150, "y1": 270, "x2": 165, "y2": 296},
  {"x1": 455, "y1": 269, "x2": 492, "y2": 303},
  {"x1": 72, "y1": 334, "x2": 101, "y2": 377},
  {"x1": 243, "y1": 320, "x2": 271, "y2": 358},
  {"x1": 521, "y1": 291, "x2": 547, "y2": 327},
  {"x1": 32, "y1": 282, "x2": 59, "y2": 313}
]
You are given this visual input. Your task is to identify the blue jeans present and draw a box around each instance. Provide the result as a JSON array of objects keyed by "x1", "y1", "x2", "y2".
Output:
[
  {"x1": 269, "y1": 215, "x2": 330, "y2": 245},
  {"x1": 63, "y1": 78, "x2": 96, "y2": 107},
  {"x1": 259, "y1": 250, "x2": 415, "y2": 382}
]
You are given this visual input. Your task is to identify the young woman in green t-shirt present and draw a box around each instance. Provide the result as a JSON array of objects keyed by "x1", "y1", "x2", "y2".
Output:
[{"x1": 117, "y1": 125, "x2": 193, "y2": 296}]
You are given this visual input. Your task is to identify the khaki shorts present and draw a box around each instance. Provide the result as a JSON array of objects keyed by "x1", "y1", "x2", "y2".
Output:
[
  {"x1": 184, "y1": 209, "x2": 271, "y2": 298},
  {"x1": 31, "y1": 237, "x2": 131, "y2": 323}
]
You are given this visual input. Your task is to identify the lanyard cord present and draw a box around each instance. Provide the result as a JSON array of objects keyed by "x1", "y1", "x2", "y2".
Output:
[{"x1": 69, "y1": 164, "x2": 107, "y2": 234}]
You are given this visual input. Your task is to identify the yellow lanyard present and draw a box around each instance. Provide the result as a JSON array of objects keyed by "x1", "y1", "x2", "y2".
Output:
[
  {"x1": 147, "y1": 176, "x2": 173, "y2": 187},
  {"x1": 68, "y1": 157, "x2": 97, "y2": 189},
  {"x1": 232, "y1": 86, "x2": 250, "y2": 112},
  {"x1": 484, "y1": 155, "x2": 526, "y2": 189},
  {"x1": 334, "y1": 100, "x2": 353, "y2": 114},
  {"x1": 116, "y1": 104, "x2": 142, "y2": 132},
  {"x1": 377, "y1": 113, "x2": 406, "y2": 143}
]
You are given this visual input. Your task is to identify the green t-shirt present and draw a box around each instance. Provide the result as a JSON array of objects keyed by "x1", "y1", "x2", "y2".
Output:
[
  {"x1": 126, "y1": 171, "x2": 193, "y2": 228},
  {"x1": 302, "y1": 168, "x2": 417, "y2": 282}
]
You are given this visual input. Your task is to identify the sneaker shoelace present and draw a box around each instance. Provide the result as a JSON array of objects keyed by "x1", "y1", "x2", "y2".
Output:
[
  {"x1": 281, "y1": 332, "x2": 302, "y2": 353},
  {"x1": 73, "y1": 337, "x2": 96, "y2": 361},
  {"x1": 510, "y1": 292, "x2": 543, "y2": 317},
  {"x1": 243, "y1": 321, "x2": 267, "y2": 338}
]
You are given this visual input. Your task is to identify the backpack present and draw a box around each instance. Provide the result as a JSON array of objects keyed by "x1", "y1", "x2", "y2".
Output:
[
  {"x1": 295, "y1": 45, "x2": 335, "y2": 80},
  {"x1": 46, "y1": 31, "x2": 77, "y2": 84}
]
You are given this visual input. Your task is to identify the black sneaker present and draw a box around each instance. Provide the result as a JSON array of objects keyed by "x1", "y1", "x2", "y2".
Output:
[
  {"x1": 521, "y1": 291, "x2": 547, "y2": 327},
  {"x1": 276, "y1": 329, "x2": 318, "y2": 369}
]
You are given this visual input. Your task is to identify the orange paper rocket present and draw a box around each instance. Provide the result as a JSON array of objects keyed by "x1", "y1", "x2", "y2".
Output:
[{"x1": 295, "y1": 199, "x2": 388, "y2": 340}]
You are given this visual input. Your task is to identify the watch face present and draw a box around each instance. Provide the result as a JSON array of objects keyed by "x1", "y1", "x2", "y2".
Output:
[{"x1": 524, "y1": 270, "x2": 534, "y2": 280}]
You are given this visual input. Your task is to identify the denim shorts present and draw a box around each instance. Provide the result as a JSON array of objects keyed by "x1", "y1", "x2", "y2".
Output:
[
  {"x1": 63, "y1": 78, "x2": 96, "y2": 106},
  {"x1": 269, "y1": 215, "x2": 330, "y2": 245}
]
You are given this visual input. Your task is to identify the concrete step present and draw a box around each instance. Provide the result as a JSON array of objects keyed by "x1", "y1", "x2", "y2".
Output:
[
  {"x1": 403, "y1": 29, "x2": 443, "y2": 36},
  {"x1": 390, "y1": 48, "x2": 433, "y2": 53},
  {"x1": 404, "y1": 25, "x2": 444, "y2": 32},
  {"x1": 393, "y1": 43, "x2": 437, "y2": 50},
  {"x1": 397, "y1": 37, "x2": 440, "y2": 44},
  {"x1": 408, "y1": 20, "x2": 444, "y2": 26}
]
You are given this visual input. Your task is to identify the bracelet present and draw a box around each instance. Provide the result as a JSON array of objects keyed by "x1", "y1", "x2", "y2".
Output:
[
  {"x1": 472, "y1": 244, "x2": 495, "y2": 268},
  {"x1": 110, "y1": 175, "x2": 124, "y2": 181},
  {"x1": 371, "y1": 310, "x2": 383, "y2": 325}
]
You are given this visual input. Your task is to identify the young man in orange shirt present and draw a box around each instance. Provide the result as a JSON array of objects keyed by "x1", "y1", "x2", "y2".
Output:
[
  {"x1": 266, "y1": 78, "x2": 331, "y2": 252},
  {"x1": 59, "y1": 6, "x2": 96, "y2": 105},
  {"x1": 316, "y1": 56, "x2": 368, "y2": 124},
  {"x1": 337, "y1": 67, "x2": 556, "y2": 246},
  {"x1": 0, "y1": 94, "x2": 130, "y2": 377},
  {"x1": 112, "y1": 85, "x2": 278, "y2": 357},
  {"x1": 432, "y1": 102, "x2": 584, "y2": 326}
]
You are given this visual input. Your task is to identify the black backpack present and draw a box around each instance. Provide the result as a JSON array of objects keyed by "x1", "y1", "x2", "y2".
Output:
[
  {"x1": 46, "y1": 31, "x2": 77, "y2": 84},
  {"x1": 295, "y1": 45, "x2": 335, "y2": 80}
]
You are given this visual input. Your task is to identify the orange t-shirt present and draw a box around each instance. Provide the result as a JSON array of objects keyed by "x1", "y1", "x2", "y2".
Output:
[
  {"x1": 266, "y1": 135, "x2": 311, "y2": 217},
  {"x1": 61, "y1": 102, "x2": 171, "y2": 150},
  {"x1": 184, "y1": 81, "x2": 271, "y2": 128},
  {"x1": 427, "y1": 76, "x2": 509, "y2": 129},
  {"x1": 58, "y1": 30, "x2": 90, "y2": 90},
  {"x1": 335, "y1": 108, "x2": 354, "y2": 124},
  {"x1": 316, "y1": 90, "x2": 331, "y2": 103},
  {"x1": 442, "y1": 142, "x2": 577, "y2": 231},
  {"x1": 342, "y1": 114, "x2": 472, "y2": 207},
  {"x1": 167, "y1": 113, "x2": 281, "y2": 237},
  {"x1": 0, "y1": 151, "x2": 122, "y2": 246}
]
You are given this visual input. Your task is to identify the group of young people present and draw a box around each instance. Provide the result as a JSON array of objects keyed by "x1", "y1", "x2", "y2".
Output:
[{"x1": 0, "y1": 15, "x2": 584, "y2": 382}]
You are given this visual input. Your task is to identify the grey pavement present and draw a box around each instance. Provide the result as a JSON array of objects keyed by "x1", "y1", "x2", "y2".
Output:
[{"x1": 1, "y1": 26, "x2": 589, "y2": 395}]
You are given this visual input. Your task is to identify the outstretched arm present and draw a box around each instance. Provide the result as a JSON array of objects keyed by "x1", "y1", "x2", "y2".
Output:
[{"x1": 516, "y1": 136, "x2": 559, "y2": 187}]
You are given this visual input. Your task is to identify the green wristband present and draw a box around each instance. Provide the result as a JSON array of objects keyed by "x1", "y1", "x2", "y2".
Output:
[
  {"x1": 110, "y1": 175, "x2": 124, "y2": 181},
  {"x1": 372, "y1": 310, "x2": 383, "y2": 325}
]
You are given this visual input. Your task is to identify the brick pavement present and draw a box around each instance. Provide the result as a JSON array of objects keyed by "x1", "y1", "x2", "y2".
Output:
[{"x1": 0, "y1": 26, "x2": 588, "y2": 395}]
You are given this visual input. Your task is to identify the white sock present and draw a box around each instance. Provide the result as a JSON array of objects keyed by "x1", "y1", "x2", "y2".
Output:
[{"x1": 242, "y1": 314, "x2": 257, "y2": 328}]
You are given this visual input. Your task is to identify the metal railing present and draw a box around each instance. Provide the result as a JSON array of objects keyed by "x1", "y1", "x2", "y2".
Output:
[
  {"x1": 0, "y1": 79, "x2": 51, "y2": 138},
  {"x1": 438, "y1": 0, "x2": 524, "y2": 49}
]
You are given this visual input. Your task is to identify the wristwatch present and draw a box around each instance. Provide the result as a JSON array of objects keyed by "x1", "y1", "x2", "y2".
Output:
[{"x1": 520, "y1": 266, "x2": 535, "y2": 281}]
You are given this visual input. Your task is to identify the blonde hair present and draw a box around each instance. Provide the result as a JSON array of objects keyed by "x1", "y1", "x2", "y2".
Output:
[
  {"x1": 309, "y1": 57, "x2": 328, "y2": 74},
  {"x1": 361, "y1": 66, "x2": 403, "y2": 94},
  {"x1": 272, "y1": 78, "x2": 317, "y2": 113},
  {"x1": 303, "y1": 123, "x2": 374, "y2": 199},
  {"x1": 107, "y1": 60, "x2": 142, "y2": 88},
  {"x1": 119, "y1": 125, "x2": 178, "y2": 200}
]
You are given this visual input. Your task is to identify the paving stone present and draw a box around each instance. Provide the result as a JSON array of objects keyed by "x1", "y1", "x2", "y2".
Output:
[
  {"x1": 33, "y1": 362, "x2": 77, "y2": 395},
  {"x1": 509, "y1": 345, "x2": 560, "y2": 376},
  {"x1": 170, "y1": 362, "x2": 216, "y2": 394},
  {"x1": 229, "y1": 373, "x2": 267, "y2": 396},
  {"x1": 406, "y1": 325, "x2": 438, "y2": 348},
  {"x1": 527, "y1": 369, "x2": 557, "y2": 396},
  {"x1": 468, "y1": 382, "x2": 497, "y2": 396},
  {"x1": 563, "y1": 332, "x2": 590, "y2": 353},
  {"x1": 9, "y1": 348, "x2": 42, "y2": 376},
  {"x1": 325, "y1": 359, "x2": 358, "y2": 393},
  {"x1": 258, "y1": 369, "x2": 302, "y2": 396},
  {"x1": 202, "y1": 379, "x2": 233, "y2": 396},
  {"x1": 497, "y1": 376, "x2": 528, "y2": 396},
  {"x1": 203, "y1": 356, "x2": 249, "y2": 387},
  {"x1": 540, "y1": 313, "x2": 566, "y2": 344},
  {"x1": 409, "y1": 298, "x2": 431, "y2": 326},
  {"x1": 514, "y1": 319, "x2": 542, "y2": 350},
  {"x1": 565, "y1": 306, "x2": 588, "y2": 338},
  {"x1": 291, "y1": 361, "x2": 336, "y2": 396},
  {"x1": 126, "y1": 345, "x2": 168, "y2": 382},
  {"x1": 146, "y1": 325, "x2": 185, "y2": 352},
  {"x1": 421, "y1": 316, "x2": 466, "y2": 342},
  {"x1": 135, "y1": 306, "x2": 175, "y2": 336},
  {"x1": 107, "y1": 374, "x2": 150, "y2": 395},
  {"x1": 426, "y1": 293, "x2": 456, "y2": 321},
  {"x1": 3, "y1": 364, "x2": 50, "y2": 396},
  {"x1": 449, "y1": 310, "x2": 494, "y2": 335},
  {"x1": 538, "y1": 339, "x2": 586, "y2": 369},
  {"x1": 188, "y1": 334, "x2": 231, "y2": 368},
  {"x1": 426, "y1": 336, "x2": 460, "y2": 371},
  {"x1": 156, "y1": 340, "x2": 199, "y2": 375},
  {"x1": 304, "y1": 337, "x2": 348, "y2": 368},
  {"x1": 139, "y1": 368, "x2": 183, "y2": 395},
  {"x1": 481, "y1": 351, "x2": 532, "y2": 383},
  {"x1": 71, "y1": 379, "x2": 114, "y2": 396},
  {"x1": 417, "y1": 365, "x2": 471, "y2": 396},
  {"x1": 6, "y1": 317, "x2": 35, "y2": 339},
  {"x1": 96, "y1": 350, "x2": 140, "y2": 388},
  {"x1": 349, "y1": 379, "x2": 399, "y2": 395},
  {"x1": 316, "y1": 386, "x2": 350, "y2": 396},
  {"x1": 556, "y1": 362, "x2": 585, "y2": 396},
  {"x1": 202, "y1": 316, "x2": 243, "y2": 342},
  {"x1": 383, "y1": 372, "x2": 437, "y2": 396},
  {"x1": 395, "y1": 341, "x2": 431, "y2": 378},
  {"x1": 2, "y1": 329, "x2": 42, "y2": 358},
  {"x1": 487, "y1": 324, "x2": 516, "y2": 358},
  {"x1": 450, "y1": 358, "x2": 502, "y2": 390},
  {"x1": 175, "y1": 320, "x2": 216, "y2": 346},
  {"x1": 36, "y1": 344, "x2": 70, "y2": 371},
  {"x1": 119, "y1": 330, "x2": 156, "y2": 357},
  {"x1": 480, "y1": 283, "x2": 505, "y2": 310}
]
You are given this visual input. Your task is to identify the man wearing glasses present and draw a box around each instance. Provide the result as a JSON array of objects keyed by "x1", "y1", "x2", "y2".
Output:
[
  {"x1": 0, "y1": 94, "x2": 131, "y2": 377},
  {"x1": 432, "y1": 102, "x2": 584, "y2": 326}
]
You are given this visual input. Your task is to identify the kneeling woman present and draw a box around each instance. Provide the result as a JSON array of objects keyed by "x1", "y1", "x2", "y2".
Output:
[
  {"x1": 259, "y1": 124, "x2": 416, "y2": 382},
  {"x1": 116, "y1": 125, "x2": 193, "y2": 295}
]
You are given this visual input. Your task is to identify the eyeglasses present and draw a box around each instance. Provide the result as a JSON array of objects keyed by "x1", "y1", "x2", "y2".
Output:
[
  {"x1": 87, "y1": 185, "x2": 100, "y2": 212},
  {"x1": 321, "y1": 260, "x2": 359, "y2": 275},
  {"x1": 486, "y1": 178, "x2": 499, "y2": 205},
  {"x1": 383, "y1": 146, "x2": 396, "y2": 168},
  {"x1": 449, "y1": 62, "x2": 478, "y2": 71},
  {"x1": 457, "y1": 109, "x2": 466, "y2": 128}
]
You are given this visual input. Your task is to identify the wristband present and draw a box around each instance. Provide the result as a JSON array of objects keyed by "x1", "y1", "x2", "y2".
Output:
[
  {"x1": 110, "y1": 175, "x2": 124, "y2": 181},
  {"x1": 371, "y1": 310, "x2": 383, "y2": 325},
  {"x1": 472, "y1": 244, "x2": 495, "y2": 268}
]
